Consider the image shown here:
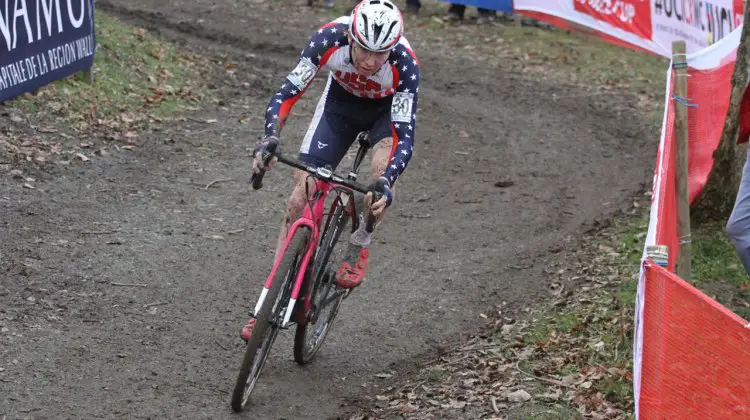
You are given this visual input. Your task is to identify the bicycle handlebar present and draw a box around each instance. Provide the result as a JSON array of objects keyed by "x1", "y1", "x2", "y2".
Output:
[
  {"x1": 250, "y1": 152, "x2": 370, "y2": 195},
  {"x1": 250, "y1": 141, "x2": 383, "y2": 233},
  {"x1": 250, "y1": 141, "x2": 383, "y2": 232}
]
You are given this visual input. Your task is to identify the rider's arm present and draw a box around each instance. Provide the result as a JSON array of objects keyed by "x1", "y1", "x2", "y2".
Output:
[
  {"x1": 264, "y1": 23, "x2": 345, "y2": 140},
  {"x1": 383, "y1": 47, "x2": 420, "y2": 186}
]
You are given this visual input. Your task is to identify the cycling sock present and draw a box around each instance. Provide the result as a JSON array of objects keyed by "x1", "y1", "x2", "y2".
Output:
[{"x1": 349, "y1": 223, "x2": 371, "y2": 248}]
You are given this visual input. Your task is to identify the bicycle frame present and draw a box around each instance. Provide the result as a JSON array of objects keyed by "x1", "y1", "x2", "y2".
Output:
[{"x1": 251, "y1": 179, "x2": 357, "y2": 329}]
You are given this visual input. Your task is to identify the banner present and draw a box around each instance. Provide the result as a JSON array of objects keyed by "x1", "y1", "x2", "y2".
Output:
[
  {"x1": 437, "y1": 0, "x2": 513, "y2": 13},
  {"x1": 634, "y1": 26, "x2": 750, "y2": 419},
  {"x1": 0, "y1": 0, "x2": 96, "y2": 102},
  {"x1": 514, "y1": 0, "x2": 745, "y2": 57}
]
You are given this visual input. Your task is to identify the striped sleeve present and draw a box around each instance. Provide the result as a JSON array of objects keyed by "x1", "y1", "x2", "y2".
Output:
[{"x1": 264, "y1": 23, "x2": 345, "y2": 139}]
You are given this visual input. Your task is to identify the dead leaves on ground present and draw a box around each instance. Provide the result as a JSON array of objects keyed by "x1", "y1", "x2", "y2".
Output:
[
  {"x1": 348, "y1": 231, "x2": 637, "y2": 420},
  {"x1": 0, "y1": 22, "x2": 217, "y2": 173}
]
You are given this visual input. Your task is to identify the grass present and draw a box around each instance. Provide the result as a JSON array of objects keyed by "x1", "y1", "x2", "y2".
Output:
[
  {"x1": 518, "y1": 403, "x2": 583, "y2": 420},
  {"x1": 11, "y1": 13, "x2": 209, "y2": 121},
  {"x1": 690, "y1": 220, "x2": 750, "y2": 318},
  {"x1": 498, "y1": 24, "x2": 668, "y2": 95}
]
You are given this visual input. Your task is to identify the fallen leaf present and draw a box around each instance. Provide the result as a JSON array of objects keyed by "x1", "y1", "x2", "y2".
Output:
[
  {"x1": 441, "y1": 399, "x2": 466, "y2": 409},
  {"x1": 76, "y1": 153, "x2": 90, "y2": 162},
  {"x1": 398, "y1": 403, "x2": 419, "y2": 413},
  {"x1": 504, "y1": 389, "x2": 532, "y2": 402},
  {"x1": 537, "y1": 389, "x2": 562, "y2": 401},
  {"x1": 561, "y1": 375, "x2": 577, "y2": 386},
  {"x1": 375, "y1": 373, "x2": 393, "y2": 379},
  {"x1": 517, "y1": 347, "x2": 534, "y2": 360},
  {"x1": 494, "y1": 180, "x2": 515, "y2": 188}
]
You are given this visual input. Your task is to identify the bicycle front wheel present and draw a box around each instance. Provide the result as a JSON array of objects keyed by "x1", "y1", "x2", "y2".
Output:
[
  {"x1": 293, "y1": 201, "x2": 352, "y2": 365},
  {"x1": 231, "y1": 229, "x2": 310, "y2": 412}
]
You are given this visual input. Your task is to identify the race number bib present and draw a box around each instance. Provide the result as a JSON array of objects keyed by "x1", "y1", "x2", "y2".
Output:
[
  {"x1": 287, "y1": 57, "x2": 317, "y2": 90},
  {"x1": 391, "y1": 92, "x2": 414, "y2": 123}
]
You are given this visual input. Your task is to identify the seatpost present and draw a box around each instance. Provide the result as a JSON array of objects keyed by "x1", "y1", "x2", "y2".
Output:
[{"x1": 349, "y1": 132, "x2": 371, "y2": 181}]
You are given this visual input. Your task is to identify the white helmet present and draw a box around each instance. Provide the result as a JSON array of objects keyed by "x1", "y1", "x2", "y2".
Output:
[{"x1": 349, "y1": 0, "x2": 404, "y2": 53}]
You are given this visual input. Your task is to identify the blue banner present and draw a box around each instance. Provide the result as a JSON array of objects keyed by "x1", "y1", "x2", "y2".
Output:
[
  {"x1": 438, "y1": 0, "x2": 513, "y2": 13},
  {"x1": 0, "y1": 0, "x2": 96, "y2": 102}
]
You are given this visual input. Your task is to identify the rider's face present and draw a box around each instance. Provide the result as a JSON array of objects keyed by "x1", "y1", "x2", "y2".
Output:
[{"x1": 350, "y1": 39, "x2": 390, "y2": 77}]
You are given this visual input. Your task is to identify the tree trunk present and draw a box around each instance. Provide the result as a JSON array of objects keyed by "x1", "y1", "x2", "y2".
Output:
[{"x1": 691, "y1": 2, "x2": 750, "y2": 224}]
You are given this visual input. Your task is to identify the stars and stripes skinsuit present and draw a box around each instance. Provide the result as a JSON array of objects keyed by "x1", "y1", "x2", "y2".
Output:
[{"x1": 263, "y1": 15, "x2": 420, "y2": 187}]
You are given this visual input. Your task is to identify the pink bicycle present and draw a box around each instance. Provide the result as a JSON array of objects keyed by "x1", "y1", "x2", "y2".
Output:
[{"x1": 231, "y1": 133, "x2": 381, "y2": 412}]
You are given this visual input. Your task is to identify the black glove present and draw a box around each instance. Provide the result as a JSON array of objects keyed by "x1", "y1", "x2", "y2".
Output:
[
  {"x1": 252, "y1": 136, "x2": 279, "y2": 170},
  {"x1": 367, "y1": 177, "x2": 393, "y2": 208}
]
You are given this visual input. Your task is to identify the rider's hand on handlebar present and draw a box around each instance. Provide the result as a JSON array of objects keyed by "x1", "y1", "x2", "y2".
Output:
[
  {"x1": 252, "y1": 136, "x2": 279, "y2": 173},
  {"x1": 366, "y1": 177, "x2": 393, "y2": 217}
]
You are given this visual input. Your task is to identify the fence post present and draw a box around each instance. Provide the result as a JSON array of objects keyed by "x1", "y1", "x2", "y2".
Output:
[
  {"x1": 82, "y1": 69, "x2": 94, "y2": 84},
  {"x1": 673, "y1": 40, "x2": 692, "y2": 280}
]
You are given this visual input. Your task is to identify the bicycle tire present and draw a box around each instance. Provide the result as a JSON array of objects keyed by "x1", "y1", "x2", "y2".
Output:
[
  {"x1": 293, "y1": 201, "x2": 351, "y2": 365},
  {"x1": 230, "y1": 229, "x2": 310, "y2": 412}
]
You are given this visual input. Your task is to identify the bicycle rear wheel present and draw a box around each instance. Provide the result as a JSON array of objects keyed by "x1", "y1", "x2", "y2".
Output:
[
  {"x1": 293, "y1": 201, "x2": 352, "y2": 365},
  {"x1": 231, "y1": 229, "x2": 310, "y2": 412}
]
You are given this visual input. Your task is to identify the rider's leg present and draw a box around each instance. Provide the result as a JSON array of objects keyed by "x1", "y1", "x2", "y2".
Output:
[{"x1": 335, "y1": 137, "x2": 395, "y2": 289}]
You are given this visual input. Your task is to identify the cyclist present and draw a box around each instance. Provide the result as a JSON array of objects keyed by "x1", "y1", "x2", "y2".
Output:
[{"x1": 241, "y1": 0, "x2": 420, "y2": 342}]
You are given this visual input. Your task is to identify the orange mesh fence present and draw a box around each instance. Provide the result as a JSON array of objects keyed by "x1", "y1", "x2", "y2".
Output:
[{"x1": 640, "y1": 261, "x2": 750, "y2": 418}]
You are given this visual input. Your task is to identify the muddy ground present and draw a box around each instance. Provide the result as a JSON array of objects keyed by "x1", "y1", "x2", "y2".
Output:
[{"x1": 1, "y1": 1, "x2": 657, "y2": 419}]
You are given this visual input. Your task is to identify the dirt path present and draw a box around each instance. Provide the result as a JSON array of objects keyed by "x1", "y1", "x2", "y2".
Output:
[{"x1": 1, "y1": 2, "x2": 656, "y2": 419}]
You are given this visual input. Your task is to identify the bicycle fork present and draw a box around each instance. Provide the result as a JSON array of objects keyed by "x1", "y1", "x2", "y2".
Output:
[{"x1": 250, "y1": 221, "x2": 318, "y2": 329}]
